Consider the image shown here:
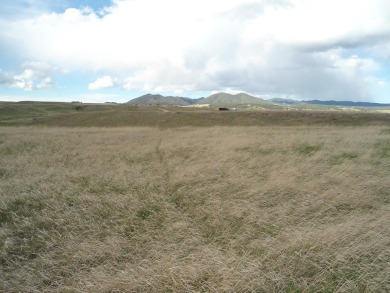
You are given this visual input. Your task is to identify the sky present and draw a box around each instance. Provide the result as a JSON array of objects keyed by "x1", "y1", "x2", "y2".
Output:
[{"x1": 1, "y1": 0, "x2": 390, "y2": 103}]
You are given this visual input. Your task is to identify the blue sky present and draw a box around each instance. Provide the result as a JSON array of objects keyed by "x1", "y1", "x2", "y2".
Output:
[{"x1": 1, "y1": 0, "x2": 390, "y2": 103}]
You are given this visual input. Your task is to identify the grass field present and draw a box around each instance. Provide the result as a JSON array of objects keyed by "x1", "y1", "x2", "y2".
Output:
[
  {"x1": 0, "y1": 102, "x2": 136, "y2": 126},
  {"x1": 1, "y1": 123, "x2": 390, "y2": 291},
  {"x1": 2, "y1": 101, "x2": 390, "y2": 128},
  {"x1": 29, "y1": 109, "x2": 390, "y2": 128}
]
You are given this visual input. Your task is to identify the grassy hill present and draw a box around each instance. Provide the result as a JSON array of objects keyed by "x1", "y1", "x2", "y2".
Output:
[
  {"x1": 200, "y1": 92, "x2": 279, "y2": 108},
  {"x1": 1, "y1": 125, "x2": 390, "y2": 291},
  {"x1": 127, "y1": 94, "x2": 188, "y2": 105},
  {"x1": 0, "y1": 101, "x2": 131, "y2": 126},
  {"x1": 126, "y1": 92, "x2": 282, "y2": 109},
  {"x1": 123, "y1": 92, "x2": 390, "y2": 110},
  {"x1": 127, "y1": 94, "x2": 204, "y2": 106}
]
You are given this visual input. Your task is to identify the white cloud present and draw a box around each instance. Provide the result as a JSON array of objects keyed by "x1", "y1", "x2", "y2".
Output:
[
  {"x1": 36, "y1": 76, "x2": 53, "y2": 89},
  {"x1": 0, "y1": 61, "x2": 56, "y2": 91},
  {"x1": 2, "y1": 0, "x2": 390, "y2": 100},
  {"x1": 88, "y1": 75, "x2": 117, "y2": 90}
]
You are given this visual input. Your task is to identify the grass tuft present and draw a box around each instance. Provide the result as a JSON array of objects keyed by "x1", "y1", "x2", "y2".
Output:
[
  {"x1": 379, "y1": 128, "x2": 390, "y2": 135},
  {"x1": 295, "y1": 143, "x2": 323, "y2": 156},
  {"x1": 373, "y1": 139, "x2": 390, "y2": 158},
  {"x1": 329, "y1": 152, "x2": 359, "y2": 165}
]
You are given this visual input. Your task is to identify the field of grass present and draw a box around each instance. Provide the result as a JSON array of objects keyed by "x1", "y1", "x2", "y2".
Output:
[
  {"x1": 28, "y1": 109, "x2": 390, "y2": 128},
  {"x1": 2, "y1": 101, "x2": 390, "y2": 128},
  {"x1": 1, "y1": 124, "x2": 390, "y2": 292},
  {"x1": 0, "y1": 102, "x2": 136, "y2": 126}
]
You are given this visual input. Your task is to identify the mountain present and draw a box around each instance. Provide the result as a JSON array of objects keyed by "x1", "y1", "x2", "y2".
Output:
[
  {"x1": 127, "y1": 93, "x2": 390, "y2": 109},
  {"x1": 127, "y1": 92, "x2": 278, "y2": 108},
  {"x1": 200, "y1": 92, "x2": 271, "y2": 107},
  {"x1": 127, "y1": 94, "x2": 204, "y2": 105},
  {"x1": 127, "y1": 94, "x2": 188, "y2": 105}
]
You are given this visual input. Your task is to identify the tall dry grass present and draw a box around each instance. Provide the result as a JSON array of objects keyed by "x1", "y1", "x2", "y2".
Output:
[{"x1": 1, "y1": 126, "x2": 390, "y2": 292}]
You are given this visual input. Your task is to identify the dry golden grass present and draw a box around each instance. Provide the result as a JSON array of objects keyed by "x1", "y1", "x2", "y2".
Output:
[{"x1": 1, "y1": 126, "x2": 390, "y2": 292}]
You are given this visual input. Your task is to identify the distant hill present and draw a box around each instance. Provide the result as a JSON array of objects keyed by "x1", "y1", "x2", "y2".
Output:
[
  {"x1": 303, "y1": 100, "x2": 390, "y2": 107},
  {"x1": 127, "y1": 92, "x2": 281, "y2": 108},
  {"x1": 271, "y1": 98, "x2": 390, "y2": 107},
  {"x1": 127, "y1": 94, "x2": 203, "y2": 105},
  {"x1": 200, "y1": 92, "x2": 273, "y2": 107},
  {"x1": 127, "y1": 93, "x2": 390, "y2": 109},
  {"x1": 127, "y1": 94, "x2": 187, "y2": 105},
  {"x1": 182, "y1": 97, "x2": 205, "y2": 105},
  {"x1": 270, "y1": 98, "x2": 301, "y2": 105}
]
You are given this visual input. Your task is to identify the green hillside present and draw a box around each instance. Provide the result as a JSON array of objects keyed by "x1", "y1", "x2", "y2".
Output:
[
  {"x1": 0, "y1": 101, "x2": 133, "y2": 126},
  {"x1": 127, "y1": 94, "x2": 189, "y2": 105},
  {"x1": 200, "y1": 92, "x2": 281, "y2": 109}
]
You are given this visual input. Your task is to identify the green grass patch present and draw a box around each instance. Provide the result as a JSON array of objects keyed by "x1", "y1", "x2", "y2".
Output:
[
  {"x1": 328, "y1": 152, "x2": 359, "y2": 165},
  {"x1": 136, "y1": 208, "x2": 154, "y2": 220},
  {"x1": 237, "y1": 146, "x2": 275, "y2": 157},
  {"x1": 2, "y1": 197, "x2": 46, "y2": 221},
  {"x1": 379, "y1": 128, "x2": 390, "y2": 135},
  {"x1": 373, "y1": 139, "x2": 390, "y2": 158},
  {"x1": 295, "y1": 143, "x2": 323, "y2": 156}
]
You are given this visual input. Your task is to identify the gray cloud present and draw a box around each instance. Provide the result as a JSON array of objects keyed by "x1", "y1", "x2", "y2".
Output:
[
  {"x1": 188, "y1": 46, "x2": 373, "y2": 101},
  {"x1": 0, "y1": 71, "x2": 15, "y2": 87}
]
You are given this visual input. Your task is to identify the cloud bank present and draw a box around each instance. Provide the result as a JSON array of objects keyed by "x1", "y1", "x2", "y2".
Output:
[{"x1": 2, "y1": 0, "x2": 390, "y2": 100}]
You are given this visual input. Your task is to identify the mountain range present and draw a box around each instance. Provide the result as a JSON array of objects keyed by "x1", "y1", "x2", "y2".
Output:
[
  {"x1": 127, "y1": 92, "x2": 275, "y2": 107},
  {"x1": 127, "y1": 93, "x2": 390, "y2": 108}
]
